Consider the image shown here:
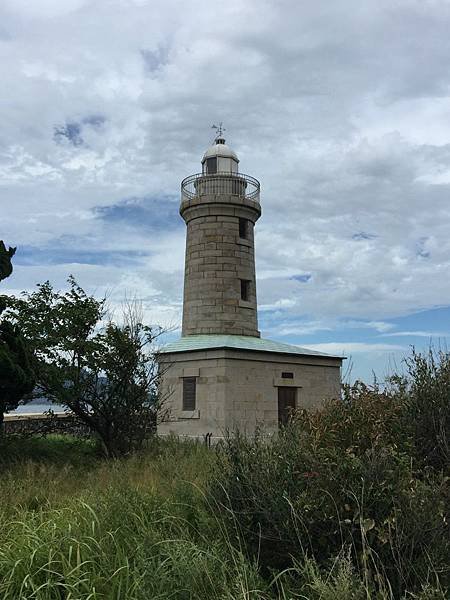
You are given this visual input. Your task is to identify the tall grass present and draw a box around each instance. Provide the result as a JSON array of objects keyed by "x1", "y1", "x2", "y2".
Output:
[
  {"x1": 0, "y1": 493, "x2": 268, "y2": 599},
  {"x1": 0, "y1": 435, "x2": 446, "y2": 599},
  {"x1": 0, "y1": 349, "x2": 448, "y2": 598},
  {"x1": 0, "y1": 436, "x2": 268, "y2": 599}
]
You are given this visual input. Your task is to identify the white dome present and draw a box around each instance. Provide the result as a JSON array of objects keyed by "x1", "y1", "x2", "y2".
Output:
[{"x1": 202, "y1": 139, "x2": 239, "y2": 163}]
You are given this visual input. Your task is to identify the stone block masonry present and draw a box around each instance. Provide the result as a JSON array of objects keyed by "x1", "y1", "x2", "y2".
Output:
[
  {"x1": 157, "y1": 136, "x2": 344, "y2": 441},
  {"x1": 181, "y1": 193, "x2": 261, "y2": 337},
  {"x1": 157, "y1": 348, "x2": 342, "y2": 440}
]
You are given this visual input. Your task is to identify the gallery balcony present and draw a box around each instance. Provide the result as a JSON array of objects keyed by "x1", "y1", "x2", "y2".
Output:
[{"x1": 181, "y1": 172, "x2": 260, "y2": 204}]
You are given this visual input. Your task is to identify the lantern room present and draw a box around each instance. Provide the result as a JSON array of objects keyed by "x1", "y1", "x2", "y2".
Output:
[{"x1": 201, "y1": 135, "x2": 239, "y2": 174}]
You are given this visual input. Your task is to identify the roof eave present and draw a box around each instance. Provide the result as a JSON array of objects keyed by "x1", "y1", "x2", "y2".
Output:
[{"x1": 157, "y1": 344, "x2": 345, "y2": 361}]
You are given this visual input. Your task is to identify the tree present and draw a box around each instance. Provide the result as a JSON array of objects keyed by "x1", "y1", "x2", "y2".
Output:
[
  {"x1": 0, "y1": 242, "x2": 35, "y2": 428},
  {"x1": 0, "y1": 241, "x2": 16, "y2": 282},
  {"x1": 8, "y1": 277, "x2": 163, "y2": 456}
]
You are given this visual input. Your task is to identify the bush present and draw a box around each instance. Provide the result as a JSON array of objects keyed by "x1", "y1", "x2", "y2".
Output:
[
  {"x1": 404, "y1": 349, "x2": 450, "y2": 470},
  {"x1": 211, "y1": 350, "x2": 450, "y2": 598},
  {"x1": 297, "y1": 380, "x2": 412, "y2": 456},
  {"x1": 0, "y1": 433, "x2": 447, "y2": 599}
]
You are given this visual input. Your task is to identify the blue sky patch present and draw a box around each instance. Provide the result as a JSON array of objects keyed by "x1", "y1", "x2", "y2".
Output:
[
  {"x1": 14, "y1": 245, "x2": 147, "y2": 267},
  {"x1": 82, "y1": 114, "x2": 106, "y2": 128},
  {"x1": 352, "y1": 232, "x2": 377, "y2": 241},
  {"x1": 54, "y1": 122, "x2": 83, "y2": 146},
  {"x1": 141, "y1": 46, "x2": 169, "y2": 73},
  {"x1": 258, "y1": 307, "x2": 450, "y2": 380},
  {"x1": 415, "y1": 237, "x2": 430, "y2": 259},
  {"x1": 53, "y1": 115, "x2": 106, "y2": 146},
  {"x1": 290, "y1": 273, "x2": 311, "y2": 282},
  {"x1": 95, "y1": 197, "x2": 181, "y2": 232}
]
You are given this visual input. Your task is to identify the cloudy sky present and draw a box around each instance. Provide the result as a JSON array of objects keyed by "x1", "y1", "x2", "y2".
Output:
[{"x1": 1, "y1": 0, "x2": 450, "y2": 380}]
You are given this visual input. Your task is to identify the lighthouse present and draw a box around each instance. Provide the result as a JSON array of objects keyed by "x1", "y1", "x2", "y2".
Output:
[
  {"x1": 157, "y1": 130, "x2": 343, "y2": 440},
  {"x1": 181, "y1": 128, "x2": 260, "y2": 337}
]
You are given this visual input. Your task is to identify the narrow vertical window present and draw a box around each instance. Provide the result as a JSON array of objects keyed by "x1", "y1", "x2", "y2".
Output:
[
  {"x1": 182, "y1": 377, "x2": 197, "y2": 411},
  {"x1": 239, "y1": 218, "x2": 248, "y2": 239},
  {"x1": 206, "y1": 157, "x2": 217, "y2": 174},
  {"x1": 240, "y1": 279, "x2": 250, "y2": 301}
]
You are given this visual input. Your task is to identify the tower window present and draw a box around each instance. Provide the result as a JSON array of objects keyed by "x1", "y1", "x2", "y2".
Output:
[
  {"x1": 239, "y1": 218, "x2": 249, "y2": 239},
  {"x1": 205, "y1": 157, "x2": 217, "y2": 174},
  {"x1": 240, "y1": 279, "x2": 250, "y2": 301},
  {"x1": 182, "y1": 377, "x2": 197, "y2": 411}
]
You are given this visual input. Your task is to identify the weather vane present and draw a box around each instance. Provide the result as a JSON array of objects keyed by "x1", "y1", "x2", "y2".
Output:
[{"x1": 211, "y1": 122, "x2": 226, "y2": 138}]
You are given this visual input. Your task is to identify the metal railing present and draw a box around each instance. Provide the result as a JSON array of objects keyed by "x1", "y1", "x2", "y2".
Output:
[{"x1": 181, "y1": 172, "x2": 260, "y2": 202}]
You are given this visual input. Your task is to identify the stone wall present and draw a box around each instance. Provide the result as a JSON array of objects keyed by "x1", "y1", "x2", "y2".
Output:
[
  {"x1": 2, "y1": 413, "x2": 91, "y2": 437},
  {"x1": 180, "y1": 193, "x2": 261, "y2": 337},
  {"x1": 223, "y1": 353, "x2": 341, "y2": 434},
  {"x1": 159, "y1": 354, "x2": 228, "y2": 439},
  {"x1": 158, "y1": 348, "x2": 342, "y2": 440}
]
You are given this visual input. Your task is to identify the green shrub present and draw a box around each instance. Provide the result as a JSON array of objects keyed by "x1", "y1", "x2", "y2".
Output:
[
  {"x1": 403, "y1": 349, "x2": 450, "y2": 470},
  {"x1": 296, "y1": 380, "x2": 411, "y2": 456},
  {"x1": 211, "y1": 351, "x2": 450, "y2": 598},
  {"x1": 0, "y1": 348, "x2": 448, "y2": 599},
  {"x1": 274, "y1": 555, "x2": 367, "y2": 600}
]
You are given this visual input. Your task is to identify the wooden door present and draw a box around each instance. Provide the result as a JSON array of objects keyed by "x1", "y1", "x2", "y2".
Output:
[{"x1": 278, "y1": 387, "x2": 297, "y2": 427}]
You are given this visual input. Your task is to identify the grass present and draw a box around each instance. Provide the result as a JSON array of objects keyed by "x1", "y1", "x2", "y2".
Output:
[
  {"x1": 0, "y1": 435, "x2": 212, "y2": 513},
  {"x1": 0, "y1": 435, "x2": 267, "y2": 599},
  {"x1": 0, "y1": 434, "x2": 447, "y2": 599}
]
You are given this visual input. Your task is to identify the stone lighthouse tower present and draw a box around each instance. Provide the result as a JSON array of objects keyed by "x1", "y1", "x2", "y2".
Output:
[
  {"x1": 181, "y1": 129, "x2": 261, "y2": 337},
  {"x1": 157, "y1": 130, "x2": 343, "y2": 440}
]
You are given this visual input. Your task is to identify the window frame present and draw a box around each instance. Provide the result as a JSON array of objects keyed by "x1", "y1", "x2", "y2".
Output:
[
  {"x1": 239, "y1": 217, "x2": 249, "y2": 239},
  {"x1": 205, "y1": 157, "x2": 217, "y2": 174},
  {"x1": 182, "y1": 377, "x2": 197, "y2": 411},
  {"x1": 240, "y1": 279, "x2": 250, "y2": 301}
]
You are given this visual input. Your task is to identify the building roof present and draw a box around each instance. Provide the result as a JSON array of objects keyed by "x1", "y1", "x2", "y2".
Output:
[
  {"x1": 158, "y1": 334, "x2": 344, "y2": 359},
  {"x1": 202, "y1": 140, "x2": 239, "y2": 163}
]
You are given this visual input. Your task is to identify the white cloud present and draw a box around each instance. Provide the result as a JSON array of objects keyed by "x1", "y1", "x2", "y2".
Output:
[
  {"x1": 305, "y1": 342, "x2": 406, "y2": 355},
  {"x1": 3, "y1": 0, "x2": 88, "y2": 20},
  {"x1": 380, "y1": 331, "x2": 450, "y2": 338},
  {"x1": 1, "y1": 0, "x2": 450, "y2": 341},
  {"x1": 263, "y1": 318, "x2": 395, "y2": 337}
]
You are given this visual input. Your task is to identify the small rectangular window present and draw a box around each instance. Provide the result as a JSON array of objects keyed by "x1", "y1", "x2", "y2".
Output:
[
  {"x1": 206, "y1": 157, "x2": 217, "y2": 174},
  {"x1": 182, "y1": 377, "x2": 196, "y2": 411},
  {"x1": 239, "y1": 218, "x2": 248, "y2": 239},
  {"x1": 240, "y1": 279, "x2": 250, "y2": 301},
  {"x1": 281, "y1": 372, "x2": 294, "y2": 379}
]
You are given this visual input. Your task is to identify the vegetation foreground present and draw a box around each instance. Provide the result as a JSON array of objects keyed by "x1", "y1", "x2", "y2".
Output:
[{"x1": 0, "y1": 349, "x2": 449, "y2": 600}]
